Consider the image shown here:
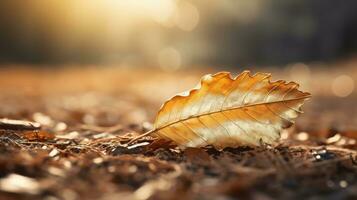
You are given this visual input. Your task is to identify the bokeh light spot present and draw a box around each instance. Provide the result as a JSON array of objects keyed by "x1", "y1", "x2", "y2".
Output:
[
  {"x1": 331, "y1": 75, "x2": 354, "y2": 97},
  {"x1": 289, "y1": 62, "x2": 311, "y2": 82},
  {"x1": 175, "y1": 2, "x2": 200, "y2": 31},
  {"x1": 148, "y1": 0, "x2": 177, "y2": 26}
]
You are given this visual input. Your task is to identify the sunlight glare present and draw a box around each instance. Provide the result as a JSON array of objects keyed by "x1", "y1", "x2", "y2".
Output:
[{"x1": 104, "y1": 0, "x2": 177, "y2": 25}]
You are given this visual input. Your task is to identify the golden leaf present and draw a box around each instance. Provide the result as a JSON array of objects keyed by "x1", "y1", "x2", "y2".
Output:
[{"x1": 139, "y1": 71, "x2": 310, "y2": 149}]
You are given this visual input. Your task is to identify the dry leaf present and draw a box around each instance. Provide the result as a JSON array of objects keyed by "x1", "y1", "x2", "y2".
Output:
[
  {"x1": 184, "y1": 148, "x2": 212, "y2": 164},
  {"x1": 23, "y1": 130, "x2": 55, "y2": 141},
  {"x1": 140, "y1": 71, "x2": 311, "y2": 149}
]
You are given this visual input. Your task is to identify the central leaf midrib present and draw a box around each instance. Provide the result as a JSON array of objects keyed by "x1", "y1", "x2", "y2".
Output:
[{"x1": 156, "y1": 95, "x2": 310, "y2": 132}]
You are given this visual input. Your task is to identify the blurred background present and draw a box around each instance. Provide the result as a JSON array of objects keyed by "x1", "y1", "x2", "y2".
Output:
[
  {"x1": 0, "y1": 0, "x2": 356, "y2": 132},
  {"x1": 0, "y1": 0, "x2": 357, "y2": 67}
]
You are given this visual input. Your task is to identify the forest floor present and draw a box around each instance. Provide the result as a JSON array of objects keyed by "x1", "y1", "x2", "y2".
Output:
[{"x1": 0, "y1": 61, "x2": 356, "y2": 200}]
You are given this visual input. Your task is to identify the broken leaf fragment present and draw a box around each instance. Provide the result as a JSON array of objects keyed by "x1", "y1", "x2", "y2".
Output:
[
  {"x1": 0, "y1": 118, "x2": 41, "y2": 131},
  {"x1": 0, "y1": 174, "x2": 41, "y2": 195},
  {"x1": 148, "y1": 71, "x2": 311, "y2": 149}
]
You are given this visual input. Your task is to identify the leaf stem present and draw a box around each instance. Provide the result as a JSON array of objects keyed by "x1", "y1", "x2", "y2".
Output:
[{"x1": 127, "y1": 129, "x2": 156, "y2": 145}]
